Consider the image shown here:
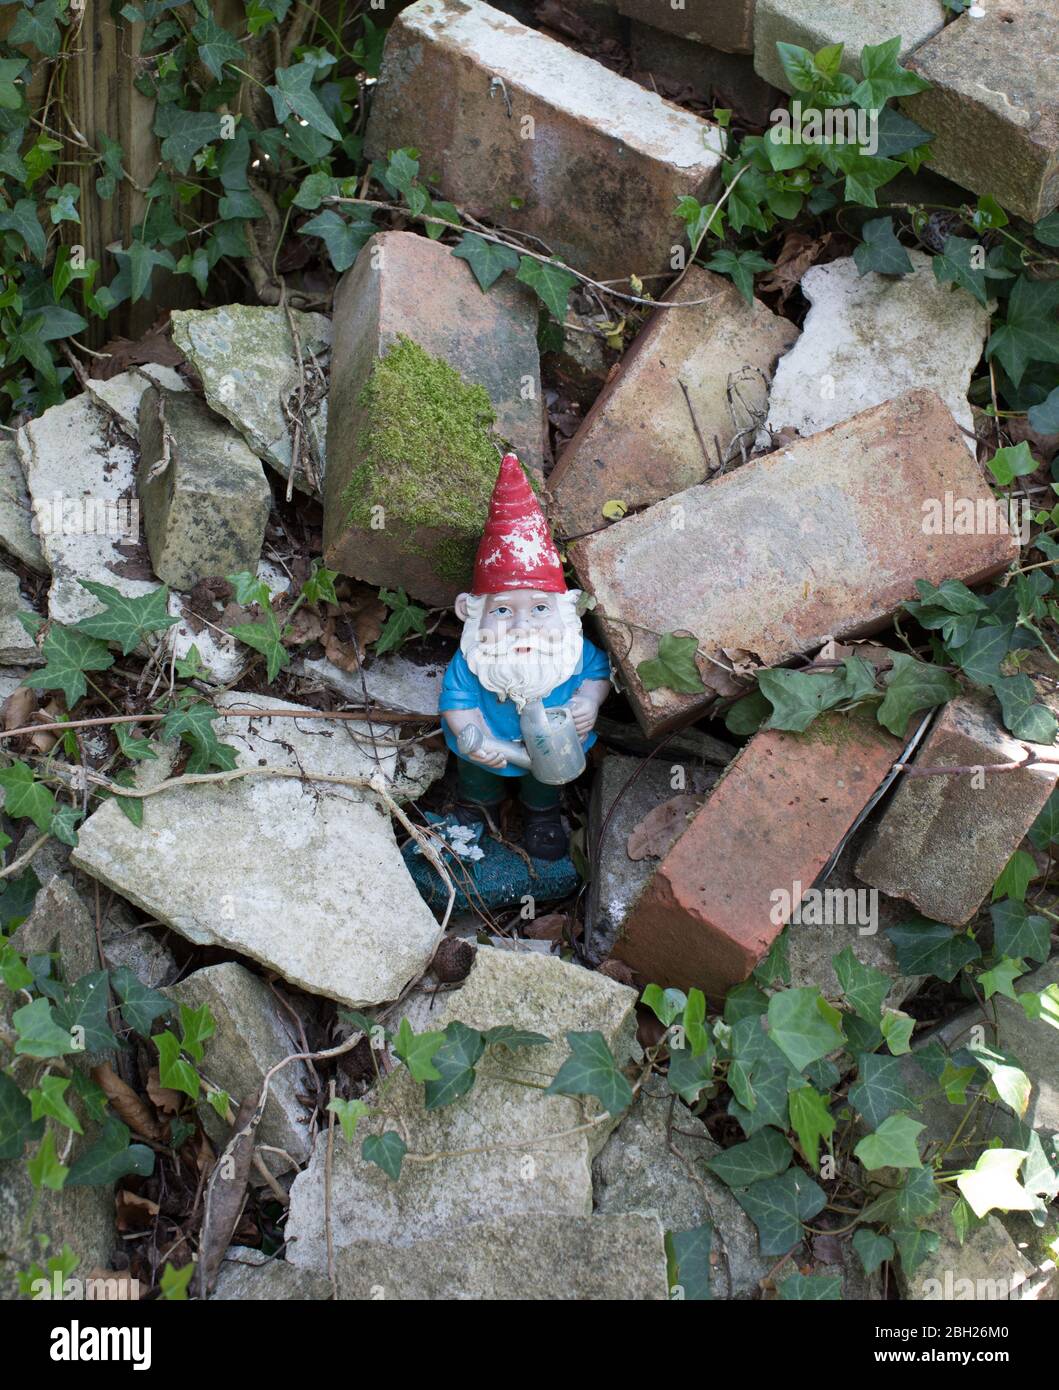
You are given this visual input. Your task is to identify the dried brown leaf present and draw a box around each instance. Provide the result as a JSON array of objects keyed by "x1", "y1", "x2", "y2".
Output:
[
  {"x1": 147, "y1": 1066, "x2": 182, "y2": 1116},
  {"x1": 626, "y1": 795, "x2": 702, "y2": 861},
  {"x1": 92, "y1": 1062, "x2": 164, "y2": 1142}
]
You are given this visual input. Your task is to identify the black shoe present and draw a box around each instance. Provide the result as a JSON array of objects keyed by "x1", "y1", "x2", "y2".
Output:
[
  {"x1": 451, "y1": 801, "x2": 500, "y2": 833},
  {"x1": 521, "y1": 804, "x2": 568, "y2": 861}
]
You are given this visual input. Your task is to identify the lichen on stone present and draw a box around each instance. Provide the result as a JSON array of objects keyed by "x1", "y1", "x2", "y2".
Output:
[{"x1": 343, "y1": 335, "x2": 505, "y2": 544}]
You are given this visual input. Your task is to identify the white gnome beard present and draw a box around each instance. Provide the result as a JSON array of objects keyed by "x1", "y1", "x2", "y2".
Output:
[{"x1": 462, "y1": 596, "x2": 584, "y2": 711}]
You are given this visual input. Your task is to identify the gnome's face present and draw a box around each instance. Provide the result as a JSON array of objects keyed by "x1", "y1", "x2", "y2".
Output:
[{"x1": 456, "y1": 588, "x2": 584, "y2": 709}]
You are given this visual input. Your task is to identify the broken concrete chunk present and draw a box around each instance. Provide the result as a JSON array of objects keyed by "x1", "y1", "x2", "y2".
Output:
[
  {"x1": 593, "y1": 1075, "x2": 772, "y2": 1297},
  {"x1": 165, "y1": 962, "x2": 311, "y2": 1167},
  {"x1": 618, "y1": 0, "x2": 755, "y2": 52},
  {"x1": 364, "y1": 0, "x2": 723, "y2": 282},
  {"x1": 571, "y1": 390, "x2": 1018, "y2": 736},
  {"x1": 285, "y1": 947, "x2": 638, "y2": 1266},
  {"x1": 212, "y1": 1247, "x2": 331, "y2": 1300},
  {"x1": 300, "y1": 646, "x2": 449, "y2": 716},
  {"x1": 753, "y1": 0, "x2": 946, "y2": 92},
  {"x1": 137, "y1": 386, "x2": 271, "y2": 591},
  {"x1": 897, "y1": 1199, "x2": 1041, "y2": 1301},
  {"x1": 15, "y1": 372, "x2": 173, "y2": 627},
  {"x1": 70, "y1": 693, "x2": 443, "y2": 1008},
  {"x1": 548, "y1": 267, "x2": 797, "y2": 539},
  {"x1": 903, "y1": 0, "x2": 1059, "y2": 223},
  {"x1": 0, "y1": 1151, "x2": 115, "y2": 1300},
  {"x1": 613, "y1": 711, "x2": 902, "y2": 999},
  {"x1": 170, "y1": 305, "x2": 332, "y2": 491},
  {"x1": 855, "y1": 695, "x2": 1058, "y2": 927},
  {"x1": 323, "y1": 230, "x2": 543, "y2": 605},
  {"x1": 334, "y1": 1213, "x2": 668, "y2": 1300},
  {"x1": 0, "y1": 439, "x2": 46, "y2": 573},
  {"x1": 0, "y1": 567, "x2": 42, "y2": 666},
  {"x1": 585, "y1": 753, "x2": 718, "y2": 965},
  {"x1": 761, "y1": 252, "x2": 990, "y2": 451}
]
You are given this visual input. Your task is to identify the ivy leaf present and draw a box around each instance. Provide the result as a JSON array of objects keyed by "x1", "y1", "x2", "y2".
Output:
[
  {"x1": 229, "y1": 607, "x2": 290, "y2": 683},
  {"x1": 423, "y1": 1021, "x2": 486, "y2": 1110},
  {"x1": 178, "y1": 1002, "x2": 214, "y2": 1063},
  {"x1": 829, "y1": 147, "x2": 902, "y2": 208},
  {"x1": 985, "y1": 275, "x2": 1059, "y2": 388},
  {"x1": 787, "y1": 1086, "x2": 835, "y2": 1170},
  {"x1": 777, "y1": 1272, "x2": 842, "y2": 1300},
  {"x1": 848, "y1": 1052, "x2": 914, "y2": 1134},
  {"x1": 361, "y1": 1129, "x2": 406, "y2": 1180},
  {"x1": 667, "y1": 1042, "x2": 716, "y2": 1104},
  {"x1": 481, "y1": 1025, "x2": 550, "y2": 1053},
  {"x1": 703, "y1": 248, "x2": 773, "y2": 305},
  {"x1": 392, "y1": 1016, "x2": 445, "y2": 1083},
  {"x1": 757, "y1": 668, "x2": 844, "y2": 732},
  {"x1": 861, "y1": 1165, "x2": 939, "y2": 1226},
  {"x1": 956, "y1": 1148, "x2": 1044, "y2": 1219},
  {"x1": 0, "y1": 198, "x2": 47, "y2": 260},
  {"x1": 766, "y1": 988, "x2": 845, "y2": 1072},
  {"x1": 992, "y1": 901, "x2": 1054, "y2": 967},
  {"x1": 515, "y1": 256, "x2": 579, "y2": 321},
  {"x1": 13, "y1": 996, "x2": 79, "y2": 1059},
  {"x1": 852, "y1": 1227, "x2": 895, "y2": 1277},
  {"x1": 886, "y1": 916, "x2": 980, "y2": 981},
  {"x1": 986, "y1": 440, "x2": 1037, "y2": 486},
  {"x1": 832, "y1": 946, "x2": 891, "y2": 1025},
  {"x1": 326, "y1": 1097, "x2": 370, "y2": 1143},
  {"x1": 665, "y1": 1224, "x2": 713, "y2": 1301},
  {"x1": 1028, "y1": 789, "x2": 1059, "y2": 849},
  {"x1": 880, "y1": 1008, "x2": 915, "y2": 1056},
  {"x1": 154, "y1": 1030, "x2": 199, "y2": 1099},
  {"x1": 191, "y1": 14, "x2": 244, "y2": 80},
  {"x1": 66, "y1": 1116, "x2": 154, "y2": 1187},
  {"x1": 28, "y1": 1076, "x2": 82, "y2": 1135},
  {"x1": 854, "y1": 1113, "x2": 925, "y2": 1170},
  {"x1": 111, "y1": 966, "x2": 171, "y2": 1036},
  {"x1": 375, "y1": 587, "x2": 428, "y2": 657},
  {"x1": 1028, "y1": 385, "x2": 1059, "y2": 434},
  {"x1": 298, "y1": 209, "x2": 374, "y2": 273},
  {"x1": 54, "y1": 971, "x2": 117, "y2": 1054},
  {"x1": 705, "y1": 1130, "x2": 794, "y2": 1193},
  {"x1": 1034, "y1": 211, "x2": 1059, "y2": 248},
  {"x1": 452, "y1": 232, "x2": 520, "y2": 291},
  {"x1": 991, "y1": 675, "x2": 1057, "y2": 743},
  {"x1": 876, "y1": 653, "x2": 957, "y2": 736},
  {"x1": 992, "y1": 848, "x2": 1036, "y2": 903},
  {"x1": 851, "y1": 37, "x2": 931, "y2": 108},
  {"x1": 28, "y1": 1130, "x2": 68, "y2": 1192},
  {"x1": 9, "y1": 0, "x2": 63, "y2": 57},
  {"x1": 0, "y1": 1071, "x2": 44, "y2": 1159},
  {"x1": 967, "y1": 1042, "x2": 1030, "y2": 1118},
  {"x1": 952, "y1": 623, "x2": 1008, "y2": 685},
  {"x1": 933, "y1": 235, "x2": 1010, "y2": 308},
  {"x1": 267, "y1": 61, "x2": 342, "y2": 140},
  {"x1": 979, "y1": 957, "x2": 1026, "y2": 1002},
  {"x1": 227, "y1": 571, "x2": 272, "y2": 608},
  {"x1": 642, "y1": 984, "x2": 688, "y2": 1028},
  {"x1": 160, "y1": 700, "x2": 237, "y2": 774},
  {"x1": 733, "y1": 1167, "x2": 826, "y2": 1256},
  {"x1": 115, "y1": 723, "x2": 157, "y2": 763},
  {"x1": 853, "y1": 217, "x2": 912, "y2": 277},
  {"x1": 892, "y1": 1225, "x2": 940, "y2": 1276},
  {"x1": 546, "y1": 1030, "x2": 633, "y2": 1117},
  {"x1": 23, "y1": 623, "x2": 114, "y2": 707},
  {"x1": 636, "y1": 632, "x2": 705, "y2": 695},
  {"x1": 72, "y1": 581, "x2": 179, "y2": 655},
  {"x1": 0, "y1": 761, "x2": 55, "y2": 831}
]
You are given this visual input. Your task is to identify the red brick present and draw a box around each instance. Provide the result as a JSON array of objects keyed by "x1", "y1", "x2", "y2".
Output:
[
  {"x1": 613, "y1": 712, "x2": 901, "y2": 999},
  {"x1": 364, "y1": 0, "x2": 722, "y2": 282},
  {"x1": 570, "y1": 389, "x2": 1019, "y2": 737},
  {"x1": 547, "y1": 266, "x2": 796, "y2": 539}
]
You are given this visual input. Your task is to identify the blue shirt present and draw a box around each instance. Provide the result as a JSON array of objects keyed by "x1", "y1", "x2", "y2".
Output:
[{"x1": 439, "y1": 638, "x2": 611, "y2": 776}]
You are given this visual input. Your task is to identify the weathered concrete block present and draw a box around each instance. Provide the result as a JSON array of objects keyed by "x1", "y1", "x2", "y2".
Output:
[
  {"x1": 0, "y1": 439, "x2": 46, "y2": 573},
  {"x1": 761, "y1": 251, "x2": 990, "y2": 452},
  {"x1": 166, "y1": 963, "x2": 311, "y2": 1167},
  {"x1": 364, "y1": 0, "x2": 723, "y2": 282},
  {"x1": 613, "y1": 711, "x2": 901, "y2": 999},
  {"x1": 0, "y1": 567, "x2": 41, "y2": 666},
  {"x1": 570, "y1": 390, "x2": 1018, "y2": 736},
  {"x1": 548, "y1": 266, "x2": 797, "y2": 539},
  {"x1": 286, "y1": 947, "x2": 638, "y2": 1266},
  {"x1": 585, "y1": 752, "x2": 718, "y2": 964},
  {"x1": 628, "y1": 19, "x2": 781, "y2": 123},
  {"x1": 137, "y1": 387, "x2": 271, "y2": 590},
  {"x1": 170, "y1": 305, "x2": 331, "y2": 491},
  {"x1": 897, "y1": 1199, "x2": 1042, "y2": 1302},
  {"x1": 619, "y1": 0, "x2": 755, "y2": 52},
  {"x1": 323, "y1": 230, "x2": 543, "y2": 604},
  {"x1": 333, "y1": 1214, "x2": 669, "y2": 1299},
  {"x1": 212, "y1": 1247, "x2": 331, "y2": 1300},
  {"x1": 753, "y1": 0, "x2": 945, "y2": 92},
  {"x1": 71, "y1": 693, "x2": 443, "y2": 1008},
  {"x1": 856, "y1": 695, "x2": 1058, "y2": 926},
  {"x1": 903, "y1": 0, "x2": 1059, "y2": 223}
]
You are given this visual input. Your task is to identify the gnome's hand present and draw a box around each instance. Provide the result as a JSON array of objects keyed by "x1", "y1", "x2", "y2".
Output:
[
  {"x1": 568, "y1": 693, "x2": 600, "y2": 738},
  {"x1": 468, "y1": 744, "x2": 508, "y2": 770}
]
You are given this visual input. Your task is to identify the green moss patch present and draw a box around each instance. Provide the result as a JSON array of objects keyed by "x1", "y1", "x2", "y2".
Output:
[{"x1": 343, "y1": 336, "x2": 505, "y2": 543}]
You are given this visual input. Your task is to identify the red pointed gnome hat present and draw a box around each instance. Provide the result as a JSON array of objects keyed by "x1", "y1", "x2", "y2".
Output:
[{"x1": 470, "y1": 453, "x2": 567, "y2": 596}]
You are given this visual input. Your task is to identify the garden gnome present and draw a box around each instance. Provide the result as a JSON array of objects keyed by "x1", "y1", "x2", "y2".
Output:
[{"x1": 440, "y1": 452, "x2": 611, "y2": 860}]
